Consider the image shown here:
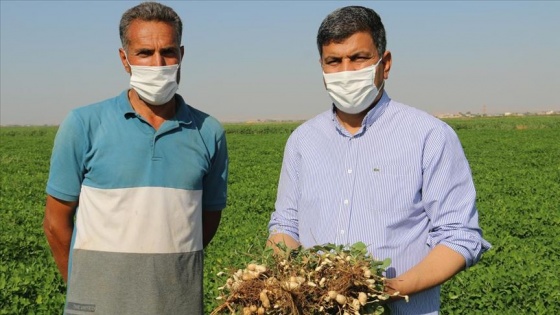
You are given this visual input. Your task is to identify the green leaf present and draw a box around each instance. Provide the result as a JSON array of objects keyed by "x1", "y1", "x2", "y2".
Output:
[{"x1": 380, "y1": 258, "x2": 391, "y2": 269}]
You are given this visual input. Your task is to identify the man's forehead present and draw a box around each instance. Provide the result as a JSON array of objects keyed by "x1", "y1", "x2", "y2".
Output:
[
  {"x1": 126, "y1": 20, "x2": 180, "y2": 45},
  {"x1": 321, "y1": 33, "x2": 376, "y2": 57}
]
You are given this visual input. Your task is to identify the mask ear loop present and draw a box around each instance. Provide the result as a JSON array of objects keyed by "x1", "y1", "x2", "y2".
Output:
[
  {"x1": 374, "y1": 57, "x2": 384, "y2": 91},
  {"x1": 122, "y1": 49, "x2": 133, "y2": 74},
  {"x1": 376, "y1": 80, "x2": 385, "y2": 92},
  {"x1": 174, "y1": 49, "x2": 182, "y2": 69}
]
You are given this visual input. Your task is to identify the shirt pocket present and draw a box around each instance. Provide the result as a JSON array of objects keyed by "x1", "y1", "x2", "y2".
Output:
[{"x1": 358, "y1": 164, "x2": 421, "y2": 213}]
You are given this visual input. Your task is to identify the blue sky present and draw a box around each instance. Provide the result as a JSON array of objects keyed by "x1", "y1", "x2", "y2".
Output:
[{"x1": 1, "y1": 1, "x2": 559, "y2": 125}]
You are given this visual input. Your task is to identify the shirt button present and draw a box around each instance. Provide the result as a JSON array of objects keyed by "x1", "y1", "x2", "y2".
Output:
[
  {"x1": 344, "y1": 200, "x2": 349, "y2": 205},
  {"x1": 340, "y1": 230, "x2": 345, "y2": 235},
  {"x1": 347, "y1": 169, "x2": 352, "y2": 174}
]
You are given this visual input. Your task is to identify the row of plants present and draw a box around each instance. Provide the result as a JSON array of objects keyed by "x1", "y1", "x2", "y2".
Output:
[{"x1": 1, "y1": 116, "x2": 559, "y2": 314}]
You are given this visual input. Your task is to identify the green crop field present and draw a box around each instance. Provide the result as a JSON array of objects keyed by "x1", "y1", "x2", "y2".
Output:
[{"x1": 1, "y1": 116, "x2": 559, "y2": 314}]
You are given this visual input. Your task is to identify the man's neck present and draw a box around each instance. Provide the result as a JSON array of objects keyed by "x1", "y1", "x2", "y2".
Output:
[
  {"x1": 335, "y1": 110, "x2": 366, "y2": 135},
  {"x1": 335, "y1": 93, "x2": 382, "y2": 135},
  {"x1": 128, "y1": 89, "x2": 177, "y2": 130}
]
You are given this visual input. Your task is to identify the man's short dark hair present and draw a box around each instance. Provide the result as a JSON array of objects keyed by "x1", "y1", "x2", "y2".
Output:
[
  {"x1": 317, "y1": 6, "x2": 386, "y2": 58},
  {"x1": 119, "y1": 2, "x2": 183, "y2": 52}
]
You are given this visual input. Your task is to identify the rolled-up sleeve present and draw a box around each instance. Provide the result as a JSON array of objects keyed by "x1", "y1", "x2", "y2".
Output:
[
  {"x1": 422, "y1": 124, "x2": 491, "y2": 268},
  {"x1": 268, "y1": 131, "x2": 301, "y2": 242}
]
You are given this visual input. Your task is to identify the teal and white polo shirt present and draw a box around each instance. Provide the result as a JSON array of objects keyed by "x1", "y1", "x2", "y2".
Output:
[{"x1": 46, "y1": 90, "x2": 228, "y2": 314}]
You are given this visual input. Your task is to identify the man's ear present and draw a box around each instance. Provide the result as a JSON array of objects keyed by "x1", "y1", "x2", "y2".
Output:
[
  {"x1": 119, "y1": 48, "x2": 131, "y2": 74},
  {"x1": 382, "y1": 50, "x2": 392, "y2": 80}
]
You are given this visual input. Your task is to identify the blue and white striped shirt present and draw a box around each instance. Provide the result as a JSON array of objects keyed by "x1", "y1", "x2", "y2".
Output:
[{"x1": 268, "y1": 92, "x2": 490, "y2": 314}]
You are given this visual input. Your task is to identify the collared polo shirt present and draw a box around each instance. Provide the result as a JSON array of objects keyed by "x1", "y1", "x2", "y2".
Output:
[
  {"x1": 47, "y1": 90, "x2": 228, "y2": 314},
  {"x1": 269, "y1": 92, "x2": 490, "y2": 315}
]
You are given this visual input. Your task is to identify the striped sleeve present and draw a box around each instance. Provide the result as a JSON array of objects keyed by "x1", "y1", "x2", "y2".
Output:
[
  {"x1": 422, "y1": 124, "x2": 491, "y2": 268},
  {"x1": 269, "y1": 129, "x2": 302, "y2": 242}
]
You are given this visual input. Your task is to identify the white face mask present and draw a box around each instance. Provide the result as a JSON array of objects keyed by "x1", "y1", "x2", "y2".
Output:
[
  {"x1": 323, "y1": 58, "x2": 384, "y2": 114},
  {"x1": 126, "y1": 54, "x2": 180, "y2": 106}
]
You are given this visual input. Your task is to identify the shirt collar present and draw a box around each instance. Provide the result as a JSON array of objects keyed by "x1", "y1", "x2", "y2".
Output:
[
  {"x1": 362, "y1": 90, "x2": 390, "y2": 128},
  {"x1": 118, "y1": 90, "x2": 136, "y2": 118},
  {"x1": 330, "y1": 91, "x2": 391, "y2": 135},
  {"x1": 119, "y1": 90, "x2": 193, "y2": 126},
  {"x1": 173, "y1": 94, "x2": 194, "y2": 126}
]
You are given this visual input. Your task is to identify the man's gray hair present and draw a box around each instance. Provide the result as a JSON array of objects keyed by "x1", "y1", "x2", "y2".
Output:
[
  {"x1": 119, "y1": 1, "x2": 183, "y2": 51},
  {"x1": 317, "y1": 6, "x2": 386, "y2": 58}
]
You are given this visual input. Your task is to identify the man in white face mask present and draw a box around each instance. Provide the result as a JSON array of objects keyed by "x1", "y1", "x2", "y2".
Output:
[
  {"x1": 268, "y1": 6, "x2": 490, "y2": 315},
  {"x1": 43, "y1": 2, "x2": 228, "y2": 314}
]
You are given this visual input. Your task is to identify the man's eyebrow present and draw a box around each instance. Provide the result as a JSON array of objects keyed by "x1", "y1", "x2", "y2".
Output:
[
  {"x1": 349, "y1": 51, "x2": 374, "y2": 57},
  {"x1": 323, "y1": 55, "x2": 342, "y2": 61},
  {"x1": 160, "y1": 46, "x2": 177, "y2": 53},
  {"x1": 323, "y1": 51, "x2": 374, "y2": 61},
  {"x1": 134, "y1": 48, "x2": 154, "y2": 54}
]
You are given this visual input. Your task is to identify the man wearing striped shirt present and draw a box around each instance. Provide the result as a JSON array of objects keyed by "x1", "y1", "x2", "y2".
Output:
[{"x1": 268, "y1": 6, "x2": 490, "y2": 314}]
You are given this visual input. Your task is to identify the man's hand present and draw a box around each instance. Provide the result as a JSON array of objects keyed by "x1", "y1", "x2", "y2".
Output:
[
  {"x1": 202, "y1": 210, "x2": 222, "y2": 248},
  {"x1": 385, "y1": 244, "x2": 465, "y2": 296},
  {"x1": 266, "y1": 233, "x2": 300, "y2": 255}
]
